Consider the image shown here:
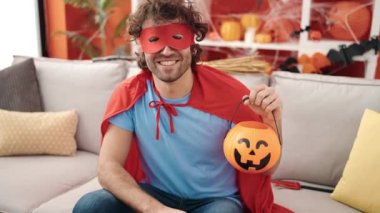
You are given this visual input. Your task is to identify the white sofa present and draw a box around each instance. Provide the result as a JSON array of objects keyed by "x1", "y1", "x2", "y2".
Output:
[
  {"x1": 1, "y1": 56, "x2": 379, "y2": 213},
  {"x1": 270, "y1": 72, "x2": 380, "y2": 212}
]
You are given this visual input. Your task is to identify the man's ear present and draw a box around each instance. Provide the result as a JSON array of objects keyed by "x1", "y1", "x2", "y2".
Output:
[{"x1": 192, "y1": 47, "x2": 197, "y2": 57}]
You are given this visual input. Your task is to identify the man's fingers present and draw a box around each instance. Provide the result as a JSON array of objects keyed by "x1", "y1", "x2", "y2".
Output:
[
  {"x1": 265, "y1": 98, "x2": 281, "y2": 113},
  {"x1": 248, "y1": 85, "x2": 266, "y2": 103},
  {"x1": 254, "y1": 88, "x2": 272, "y2": 106},
  {"x1": 261, "y1": 93, "x2": 277, "y2": 109},
  {"x1": 244, "y1": 85, "x2": 281, "y2": 114},
  {"x1": 242, "y1": 95, "x2": 250, "y2": 104}
]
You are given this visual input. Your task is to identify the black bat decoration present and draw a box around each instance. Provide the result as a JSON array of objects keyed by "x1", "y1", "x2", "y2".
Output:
[{"x1": 327, "y1": 36, "x2": 379, "y2": 65}]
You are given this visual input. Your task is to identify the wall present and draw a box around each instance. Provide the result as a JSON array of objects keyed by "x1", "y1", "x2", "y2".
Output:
[
  {"x1": 0, "y1": 0, "x2": 41, "y2": 69},
  {"x1": 44, "y1": 0, "x2": 131, "y2": 59}
]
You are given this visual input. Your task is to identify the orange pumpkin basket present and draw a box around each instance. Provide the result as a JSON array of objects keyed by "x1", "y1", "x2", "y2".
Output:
[{"x1": 224, "y1": 121, "x2": 281, "y2": 174}]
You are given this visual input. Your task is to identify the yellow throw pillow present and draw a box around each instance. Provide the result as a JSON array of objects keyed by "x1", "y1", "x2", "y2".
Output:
[
  {"x1": 0, "y1": 109, "x2": 78, "y2": 156},
  {"x1": 331, "y1": 109, "x2": 380, "y2": 212}
]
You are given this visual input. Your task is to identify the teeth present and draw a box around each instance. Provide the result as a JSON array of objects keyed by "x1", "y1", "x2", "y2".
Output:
[{"x1": 159, "y1": 60, "x2": 176, "y2": 66}]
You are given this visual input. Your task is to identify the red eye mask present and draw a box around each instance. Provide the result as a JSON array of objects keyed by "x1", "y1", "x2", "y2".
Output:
[{"x1": 139, "y1": 23, "x2": 195, "y2": 54}]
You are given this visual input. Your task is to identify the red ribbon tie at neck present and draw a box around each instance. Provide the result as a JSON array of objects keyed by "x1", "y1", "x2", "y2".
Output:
[{"x1": 148, "y1": 100, "x2": 187, "y2": 140}]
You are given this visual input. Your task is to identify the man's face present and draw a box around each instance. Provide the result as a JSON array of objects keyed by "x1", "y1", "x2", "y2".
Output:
[{"x1": 141, "y1": 19, "x2": 193, "y2": 83}]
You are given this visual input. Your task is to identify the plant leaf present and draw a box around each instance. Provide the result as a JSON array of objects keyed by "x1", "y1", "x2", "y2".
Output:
[
  {"x1": 112, "y1": 44, "x2": 131, "y2": 56},
  {"x1": 98, "y1": 0, "x2": 114, "y2": 10},
  {"x1": 55, "y1": 31, "x2": 100, "y2": 58},
  {"x1": 64, "y1": 0, "x2": 92, "y2": 8},
  {"x1": 112, "y1": 14, "x2": 129, "y2": 39}
]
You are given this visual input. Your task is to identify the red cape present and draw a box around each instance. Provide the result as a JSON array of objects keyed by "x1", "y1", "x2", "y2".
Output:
[{"x1": 101, "y1": 65, "x2": 292, "y2": 213}]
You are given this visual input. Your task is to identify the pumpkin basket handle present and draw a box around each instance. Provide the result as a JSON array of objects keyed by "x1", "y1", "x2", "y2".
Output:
[{"x1": 229, "y1": 96, "x2": 282, "y2": 146}]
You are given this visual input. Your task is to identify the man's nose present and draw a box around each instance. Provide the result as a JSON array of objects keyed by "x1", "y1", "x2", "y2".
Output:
[{"x1": 160, "y1": 46, "x2": 175, "y2": 56}]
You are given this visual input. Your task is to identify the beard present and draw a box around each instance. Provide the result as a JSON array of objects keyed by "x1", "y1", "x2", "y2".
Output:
[{"x1": 145, "y1": 51, "x2": 192, "y2": 83}]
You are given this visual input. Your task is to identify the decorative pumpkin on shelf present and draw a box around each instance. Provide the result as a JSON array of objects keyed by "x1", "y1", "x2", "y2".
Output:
[
  {"x1": 259, "y1": 18, "x2": 299, "y2": 42},
  {"x1": 312, "y1": 52, "x2": 331, "y2": 70},
  {"x1": 255, "y1": 33, "x2": 272, "y2": 43},
  {"x1": 240, "y1": 13, "x2": 262, "y2": 30},
  {"x1": 298, "y1": 54, "x2": 311, "y2": 64},
  {"x1": 220, "y1": 20, "x2": 243, "y2": 41},
  {"x1": 309, "y1": 30, "x2": 322, "y2": 41},
  {"x1": 326, "y1": 1, "x2": 371, "y2": 41},
  {"x1": 224, "y1": 121, "x2": 281, "y2": 174},
  {"x1": 298, "y1": 52, "x2": 331, "y2": 74}
]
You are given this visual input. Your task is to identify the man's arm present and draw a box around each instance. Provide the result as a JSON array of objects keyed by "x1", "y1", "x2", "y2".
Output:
[
  {"x1": 243, "y1": 84, "x2": 283, "y2": 175},
  {"x1": 98, "y1": 124, "x2": 184, "y2": 213}
]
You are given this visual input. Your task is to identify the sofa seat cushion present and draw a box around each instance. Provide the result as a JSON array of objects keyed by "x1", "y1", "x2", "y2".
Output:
[
  {"x1": 33, "y1": 177, "x2": 101, "y2": 213},
  {"x1": 0, "y1": 151, "x2": 98, "y2": 213},
  {"x1": 273, "y1": 184, "x2": 360, "y2": 213}
]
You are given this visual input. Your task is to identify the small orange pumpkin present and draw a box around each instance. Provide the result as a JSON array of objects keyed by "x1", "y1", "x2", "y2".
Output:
[
  {"x1": 224, "y1": 121, "x2": 281, "y2": 174},
  {"x1": 220, "y1": 20, "x2": 243, "y2": 41},
  {"x1": 298, "y1": 54, "x2": 311, "y2": 64},
  {"x1": 301, "y1": 62, "x2": 317, "y2": 74},
  {"x1": 312, "y1": 52, "x2": 331, "y2": 70},
  {"x1": 309, "y1": 30, "x2": 322, "y2": 41},
  {"x1": 260, "y1": 18, "x2": 299, "y2": 42},
  {"x1": 255, "y1": 33, "x2": 272, "y2": 43},
  {"x1": 327, "y1": 1, "x2": 371, "y2": 41},
  {"x1": 240, "y1": 13, "x2": 262, "y2": 30}
]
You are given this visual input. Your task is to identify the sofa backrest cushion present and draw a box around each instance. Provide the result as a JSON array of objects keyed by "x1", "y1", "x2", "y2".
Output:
[
  {"x1": 228, "y1": 72, "x2": 270, "y2": 89},
  {"x1": 126, "y1": 65, "x2": 270, "y2": 89},
  {"x1": 271, "y1": 71, "x2": 380, "y2": 186},
  {"x1": 13, "y1": 56, "x2": 128, "y2": 154}
]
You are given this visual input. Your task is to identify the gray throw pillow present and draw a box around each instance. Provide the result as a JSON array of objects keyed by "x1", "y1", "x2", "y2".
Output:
[{"x1": 0, "y1": 58, "x2": 43, "y2": 111}]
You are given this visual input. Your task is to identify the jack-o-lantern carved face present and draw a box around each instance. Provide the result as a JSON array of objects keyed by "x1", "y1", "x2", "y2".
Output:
[
  {"x1": 224, "y1": 121, "x2": 281, "y2": 174},
  {"x1": 234, "y1": 138, "x2": 271, "y2": 170}
]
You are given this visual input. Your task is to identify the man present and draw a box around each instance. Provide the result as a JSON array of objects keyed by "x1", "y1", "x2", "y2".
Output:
[{"x1": 74, "y1": 0, "x2": 290, "y2": 212}]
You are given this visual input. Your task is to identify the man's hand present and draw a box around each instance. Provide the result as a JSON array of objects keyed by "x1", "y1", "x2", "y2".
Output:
[
  {"x1": 243, "y1": 84, "x2": 282, "y2": 133},
  {"x1": 243, "y1": 84, "x2": 283, "y2": 175}
]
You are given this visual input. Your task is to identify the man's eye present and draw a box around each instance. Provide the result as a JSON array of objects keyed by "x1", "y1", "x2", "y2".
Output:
[
  {"x1": 172, "y1": 34, "x2": 183, "y2": 40},
  {"x1": 149, "y1": 37, "x2": 159, "y2": 42}
]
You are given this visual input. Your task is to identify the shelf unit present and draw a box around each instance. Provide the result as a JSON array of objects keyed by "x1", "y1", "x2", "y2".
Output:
[
  {"x1": 297, "y1": 0, "x2": 380, "y2": 79},
  {"x1": 131, "y1": 0, "x2": 379, "y2": 79},
  {"x1": 199, "y1": 39, "x2": 300, "y2": 51}
]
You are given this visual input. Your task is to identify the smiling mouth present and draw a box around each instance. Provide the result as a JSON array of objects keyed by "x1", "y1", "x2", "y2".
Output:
[
  {"x1": 234, "y1": 149, "x2": 271, "y2": 170},
  {"x1": 157, "y1": 60, "x2": 178, "y2": 66}
]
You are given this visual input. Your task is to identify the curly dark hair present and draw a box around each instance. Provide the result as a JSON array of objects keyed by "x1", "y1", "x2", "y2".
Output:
[{"x1": 127, "y1": 0, "x2": 208, "y2": 68}]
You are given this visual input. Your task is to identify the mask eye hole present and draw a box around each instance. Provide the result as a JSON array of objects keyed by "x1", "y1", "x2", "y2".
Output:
[
  {"x1": 238, "y1": 138, "x2": 250, "y2": 148},
  {"x1": 172, "y1": 33, "x2": 183, "y2": 40},
  {"x1": 256, "y1": 140, "x2": 268, "y2": 149},
  {"x1": 148, "y1": 36, "x2": 159, "y2": 42}
]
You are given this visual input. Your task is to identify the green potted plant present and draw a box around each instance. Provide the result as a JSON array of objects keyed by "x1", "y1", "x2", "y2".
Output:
[{"x1": 57, "y1": 0, "x2": 130, "y2": 59}]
